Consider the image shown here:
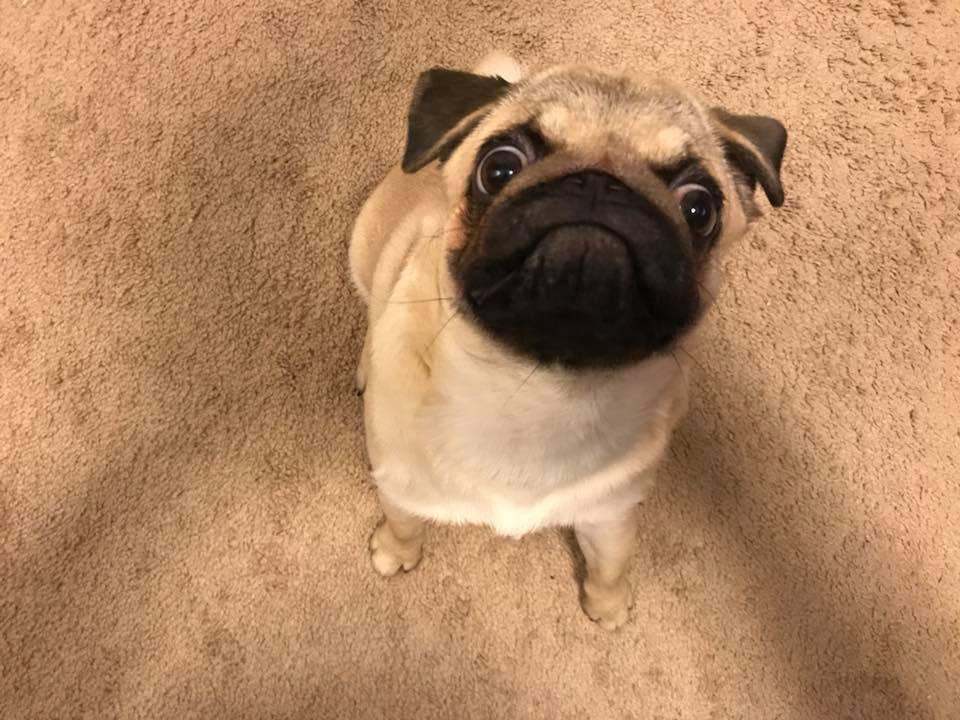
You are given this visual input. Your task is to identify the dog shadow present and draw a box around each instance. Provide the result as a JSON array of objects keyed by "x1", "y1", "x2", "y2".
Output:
[
  {"x1": 2, "y1": 61, "x2": 372, "y2": 717},
  {"x1": 558, "y1": 356, "x2": 940, "y2": 718}
]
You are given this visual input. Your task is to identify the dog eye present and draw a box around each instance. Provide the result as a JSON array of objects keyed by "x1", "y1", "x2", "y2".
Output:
[
  {"x1": 476, "y1": 145, "x2": 528, "y2": 196},
  {"x1": 674, "y1": 183, "x2": 719, "y2": 243}
]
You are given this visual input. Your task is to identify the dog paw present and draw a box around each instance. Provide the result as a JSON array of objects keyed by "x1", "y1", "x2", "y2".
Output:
[
  {"x1": 581, "y1": 583, "x2": 632, "y2": 631},
  {"x1": 369, "y1": 524, "x2": 422, "y2": 577}
]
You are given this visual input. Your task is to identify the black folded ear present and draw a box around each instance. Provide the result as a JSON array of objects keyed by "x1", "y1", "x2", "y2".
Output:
[
  {"x1": 710, "y1": 109, "x2": 788, "y2": 207},
  {"x1": 401, "y1": 68, "x2": 512, "y2": 174}
]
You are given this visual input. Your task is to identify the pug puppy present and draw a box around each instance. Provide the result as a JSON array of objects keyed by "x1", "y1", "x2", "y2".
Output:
[{"x1": 349, "y1": 53, "x2": 786, "y2": 629}]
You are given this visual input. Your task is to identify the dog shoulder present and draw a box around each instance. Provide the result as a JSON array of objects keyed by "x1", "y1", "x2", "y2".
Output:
[{"x1": 349, "y1": 165, "x2": 445, "y2": 302}]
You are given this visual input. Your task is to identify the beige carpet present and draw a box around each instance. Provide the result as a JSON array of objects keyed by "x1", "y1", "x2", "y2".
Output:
[{"x1": 2, "y1": 2, "x2": 959, "y2": 718}]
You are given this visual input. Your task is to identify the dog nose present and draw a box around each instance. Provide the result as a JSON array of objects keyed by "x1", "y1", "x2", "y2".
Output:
[{"x1": 559, "y1": 171, "x2": 631, "y2": 200}]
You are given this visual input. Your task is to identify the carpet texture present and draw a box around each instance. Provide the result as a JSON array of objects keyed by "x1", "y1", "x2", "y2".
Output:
[{"x1": 2, "y1": 2, "x2": 959, "y2": 718}]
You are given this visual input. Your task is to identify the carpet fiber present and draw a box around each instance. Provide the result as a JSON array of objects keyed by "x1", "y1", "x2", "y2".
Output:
[{"x1": 2, "y1": 2, "x2": 958, "y2": 718}]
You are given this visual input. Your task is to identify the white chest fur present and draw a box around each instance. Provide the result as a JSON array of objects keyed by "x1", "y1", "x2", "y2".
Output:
[{"x1": 364, "y1": 271, "x2": 687, "y2": 536}]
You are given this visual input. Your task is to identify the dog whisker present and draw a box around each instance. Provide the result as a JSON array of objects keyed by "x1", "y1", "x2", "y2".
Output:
[
  {"x1": 669, "y1": 350, "x2": 684, "y2": 373},
  {"x1": 385, "y1": 296, "x2": 456, "y2": 304},
  {"x1": 428, "y1": 308, "x2": 461, "y2": 348},
  {"x1": 696, "y1": 280, "x2": 716, "y2": 306},
  {"x1": 675, "y1": 344, "x2": 705, "y2": 370},
  {"x1": 503, "y1": 362, "x2": 541, "y2": 408},
  {"x1": 469, "y1": 269, "x2": 519, "y2": 308},
  {"x1": 416, "y1": 221, "x2": 471, "y2": 246}
]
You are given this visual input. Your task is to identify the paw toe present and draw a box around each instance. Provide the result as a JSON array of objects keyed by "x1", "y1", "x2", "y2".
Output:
[{"x1": 371, "y1": 547, "x2": 403, "y2": 577}]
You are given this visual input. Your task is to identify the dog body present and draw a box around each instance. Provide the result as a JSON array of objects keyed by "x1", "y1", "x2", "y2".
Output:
[
  {"x1": 350, "y1": 53, "x2": 786, "y2": 628},
  {"x1": 352, "y1": 169, "x2": 685, "y2": 539}
]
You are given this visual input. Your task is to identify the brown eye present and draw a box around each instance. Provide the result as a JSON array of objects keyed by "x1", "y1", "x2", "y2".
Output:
[
  {"x1": 674, "y1": 183, "x2": 719, "y2": 245},
  {"x1": 476, "y1": 145, "x2": 527, "y2": 195}
]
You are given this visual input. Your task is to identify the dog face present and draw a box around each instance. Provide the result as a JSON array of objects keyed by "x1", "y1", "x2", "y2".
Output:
[{"x1": 402, "y1": 65, "x2": 787, "y2": 368}]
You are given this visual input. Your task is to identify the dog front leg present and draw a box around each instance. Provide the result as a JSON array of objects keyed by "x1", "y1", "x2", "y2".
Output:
[
  {"x1": 574, "y1": 506, "x2": 640, "y2": 630},
  {"x1": 369, "y1": 490, "x2": 425, "y2": 576}
]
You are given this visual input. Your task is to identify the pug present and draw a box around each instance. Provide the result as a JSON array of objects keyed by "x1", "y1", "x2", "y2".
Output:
[{"x1": 349, "y1": 52, "x2": 786, "y2": 629}]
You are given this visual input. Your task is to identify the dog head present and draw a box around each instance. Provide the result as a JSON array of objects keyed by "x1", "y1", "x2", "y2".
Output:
[{"x1": 402, "y1": 64, "x2": 787, "y2": 368}]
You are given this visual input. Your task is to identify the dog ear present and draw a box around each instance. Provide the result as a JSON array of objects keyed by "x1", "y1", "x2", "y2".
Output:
[
  {"x1": 710, "y1": 109, "x2": 787, "y2": 207},
  {"x1": 402, "y1": 68, "x2": 512, "y2": 173}
]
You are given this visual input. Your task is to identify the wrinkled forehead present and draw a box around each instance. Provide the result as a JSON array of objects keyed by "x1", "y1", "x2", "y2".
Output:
[
  {"x1": 441, "y1": 66, "x2": 726, "y2": 198},
  {"x1": 497, "y1": 67, "x2": 712, "y2": 163}
]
